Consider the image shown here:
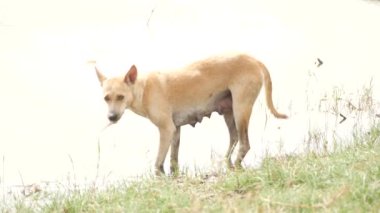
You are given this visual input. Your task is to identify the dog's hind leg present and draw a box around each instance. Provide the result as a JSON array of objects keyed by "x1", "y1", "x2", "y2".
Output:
[
  {"x1": 170, "y1": 127, "x2": 181, "y2": 175},
  {"x1": 233, "y1": 112, "x2": 251, "y2": 169},
  {"x1": 231, "y1": 84, "x2": 261, "y2": 169},
  {"x1": 223, "y1": 111, "x2": 238, "y2": 169}
]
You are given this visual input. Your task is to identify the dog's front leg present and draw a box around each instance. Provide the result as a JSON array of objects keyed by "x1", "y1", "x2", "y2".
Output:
[
  {"x1": 170, "y1": 127, "x2": 181, "y2": 175},
  {"x1": 155, "y1": 123, "x2": 176, "y2": 176}
]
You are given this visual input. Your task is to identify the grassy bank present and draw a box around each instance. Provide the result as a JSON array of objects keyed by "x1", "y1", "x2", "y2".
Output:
[{"x1": 7, "y1": 124, "x2": 379, "y2": 212}]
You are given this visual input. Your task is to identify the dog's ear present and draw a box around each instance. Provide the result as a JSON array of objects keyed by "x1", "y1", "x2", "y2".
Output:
[
  {"x1": 95, "y1": 67, "x2": 107, "y2": 85},
  {"x1": 124, "y1": 65, "x2": 138, "y2": 84}
]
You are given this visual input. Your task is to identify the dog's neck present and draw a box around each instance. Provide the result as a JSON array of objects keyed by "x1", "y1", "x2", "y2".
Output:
[{"x1": 129, "y1": 77, "x2": 148, "y2": 117}]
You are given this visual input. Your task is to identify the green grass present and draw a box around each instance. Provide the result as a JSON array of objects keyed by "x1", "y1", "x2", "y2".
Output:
[{"x1": 5, "y1": 124, "x2": 379, "y2": 213}]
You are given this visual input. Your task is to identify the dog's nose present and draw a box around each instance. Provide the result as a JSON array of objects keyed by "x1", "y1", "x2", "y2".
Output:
[{"x1": 108, "y1": 113, "x2": 119, "y2": 122}]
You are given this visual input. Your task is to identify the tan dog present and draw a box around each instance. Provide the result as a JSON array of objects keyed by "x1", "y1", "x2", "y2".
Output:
[{"x1": 95, "y1": 54, "x2": 287, "y2": 175}]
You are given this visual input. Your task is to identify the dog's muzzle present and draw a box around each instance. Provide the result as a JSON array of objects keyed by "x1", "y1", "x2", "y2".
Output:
[{"x1": 108, "y1": 112, "x2": 119, "y2": 122}]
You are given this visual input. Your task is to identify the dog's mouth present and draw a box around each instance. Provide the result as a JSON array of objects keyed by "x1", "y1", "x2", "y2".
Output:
[
  {"x1": 109, "y1": 119, "x2": 119, "y2": 124},
  {"x1": 107, "y1": 112, "x2": 121, "y2": 123}
]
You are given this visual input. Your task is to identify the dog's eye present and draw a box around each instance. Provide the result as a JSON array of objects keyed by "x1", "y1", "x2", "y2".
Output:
[
  {"x1": 116, "y1": 95, "x2": 124, "y2": 101},
  {"x1": 104, "y1": 95, "x2": 110, "y2": 102}
]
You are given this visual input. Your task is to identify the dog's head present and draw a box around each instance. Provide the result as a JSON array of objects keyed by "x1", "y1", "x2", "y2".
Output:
[{"x1": 95, "y1": 65, "x2": 138, "y2": 123}]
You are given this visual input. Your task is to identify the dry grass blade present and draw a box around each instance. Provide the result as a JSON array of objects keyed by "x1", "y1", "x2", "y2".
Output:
[{"x1": 260, "y1": 186, "x2": 350, "y2": 210}]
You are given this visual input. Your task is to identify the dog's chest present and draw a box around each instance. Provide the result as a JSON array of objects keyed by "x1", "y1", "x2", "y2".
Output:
[{"x1": 172, "y1": 90, "x2": 232, "y2": 127}]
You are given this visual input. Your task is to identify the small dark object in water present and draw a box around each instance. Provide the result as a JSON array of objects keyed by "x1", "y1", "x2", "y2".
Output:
[
  {"x1": 339, "y1": 113, "x2": 347, "y2": 124},
  {"x1": 315, "y1": 58, "x2": 323, "y2": 67}
]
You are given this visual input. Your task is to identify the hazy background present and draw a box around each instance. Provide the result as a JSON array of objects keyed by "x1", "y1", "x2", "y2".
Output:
[{"x1": 1, "y1": 0, "x2": 379, "y2": 188}]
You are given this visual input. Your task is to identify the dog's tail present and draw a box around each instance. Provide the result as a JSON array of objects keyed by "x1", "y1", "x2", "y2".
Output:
[{"x1": 261, "y1": 63, "x2": 288, "y2": 119}]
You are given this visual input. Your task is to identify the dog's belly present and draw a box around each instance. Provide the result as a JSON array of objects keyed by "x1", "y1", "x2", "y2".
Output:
[{"x1": 172, "y1": 90, "x2": 232, "y2": 127}]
